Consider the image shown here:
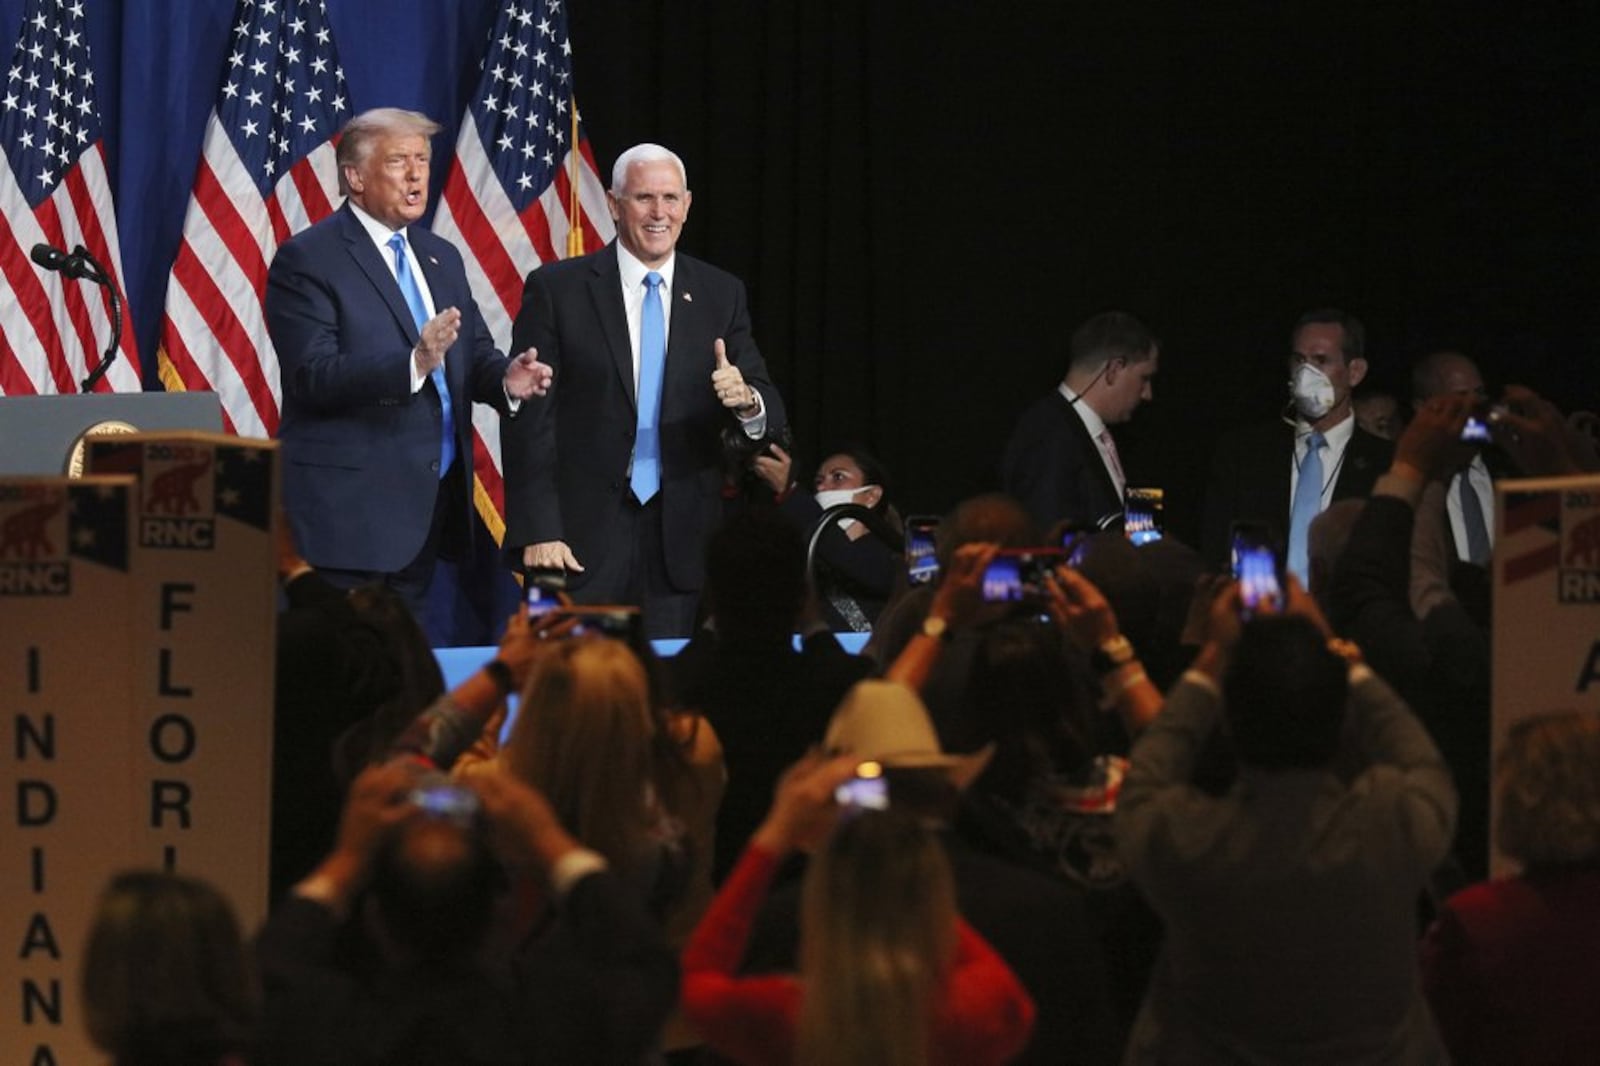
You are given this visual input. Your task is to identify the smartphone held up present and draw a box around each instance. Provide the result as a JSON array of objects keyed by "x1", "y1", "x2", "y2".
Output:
[{"x1": 1231, "y1": 520, "x2": 1285, "y2": 618}]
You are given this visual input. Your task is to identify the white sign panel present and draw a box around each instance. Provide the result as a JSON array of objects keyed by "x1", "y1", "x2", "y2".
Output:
[
  {"x1": 84, "y1": 434, "x2": 279, "y2": 931},
  {"x1": 1491, "y1": 473, "x2": 1600, "y2": 874},
  {"x1": 1, "y1": 476, "x2": 138, "y2": 1066}
]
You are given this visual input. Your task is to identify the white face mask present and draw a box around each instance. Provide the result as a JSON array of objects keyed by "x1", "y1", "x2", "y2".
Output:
[
  {"x1": 815, "y1": 486, "x2": 880, "y2": 530},
  {"x1": 1289, "y1": 363, "x2": 1337, "y2": 421},
  {"x1": 814, "y1": 487, "x2": 863, "y2": 511}
]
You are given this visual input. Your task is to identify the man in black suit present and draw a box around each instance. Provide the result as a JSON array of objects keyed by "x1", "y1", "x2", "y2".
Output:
[
  {"x1": 266, "y1": 109, "x2": 550, "y2": 626},
  {"x1": 502, "y1": 144, "x2": 785, "y2": 637},
  {"x1": 1201, "y1": 308, "x2": 1393, "y2": 575},
  {"x1": 1000, "y1": 311, "x2": 1160, "y2": 534}
]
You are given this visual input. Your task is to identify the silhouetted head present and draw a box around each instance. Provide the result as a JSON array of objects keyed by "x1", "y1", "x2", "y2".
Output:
[
  {"x1": 1224, "y1": 615, "x2": 1349, "y2": 769},
  {"x1": 81, "y1": 870, "x2": 256, "y2": 1066}
]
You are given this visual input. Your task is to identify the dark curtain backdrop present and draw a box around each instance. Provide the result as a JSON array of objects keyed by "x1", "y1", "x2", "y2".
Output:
[
  {"x1": 6, "y1": 0, "x2": 1595, "y2": 556},
  {"x1": 566, "y1": 1, "x2": 1600, "y2": 544}
]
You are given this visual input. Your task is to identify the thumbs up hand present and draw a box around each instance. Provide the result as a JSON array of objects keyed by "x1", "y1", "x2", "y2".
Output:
[{"x1": 711, "y1": 337, "x2": 758, "y2": 414}]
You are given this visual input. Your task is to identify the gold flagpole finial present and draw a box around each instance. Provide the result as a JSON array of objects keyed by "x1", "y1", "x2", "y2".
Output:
[{"x1": 566, "y1": 96, "x2": 584, "y2": 258}]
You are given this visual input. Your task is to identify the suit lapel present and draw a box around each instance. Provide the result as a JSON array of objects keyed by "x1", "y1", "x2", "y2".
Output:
[
  {"x1": 1334, "y1": 425, "x2": 1386, "y2": 497},
  {"x1": 411, "y1": 231, "x2": 461, "y2": 395},
  {"x1": 1271, "y1": 423, "x2": 1295, "y2": 516},
  {"x1": 586, "y1": 245, "x2": 636, "y2": 412},
  {"x1": 339, "y1": 205, "x2": 424, "y2": 347},
  {"x1": 664, "y1": 256, "x2": 700, "y2": 411}
]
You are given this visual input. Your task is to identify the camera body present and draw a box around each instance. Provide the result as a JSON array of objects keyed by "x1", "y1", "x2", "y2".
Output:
[
  {"x1": 1460, "y1": 400, "x2": 1507, "y2": 443},
  {"x1": 981, "y1": 547, "x2": 1067, "y2": 603},
  {"x1": 409, "y1": 782, "x2": 480, "y2": 825}
]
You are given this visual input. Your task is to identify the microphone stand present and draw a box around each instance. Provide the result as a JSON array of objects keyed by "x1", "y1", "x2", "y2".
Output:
[{"x1": 73, "y1": 245, "x2": 123, "y2": 393}]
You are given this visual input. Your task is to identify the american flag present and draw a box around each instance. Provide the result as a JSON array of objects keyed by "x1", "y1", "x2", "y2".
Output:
[
  {"x1": 0, "y1": 0, "x2": 140, "y2": 395},
  {"x1": 431, "y1": 0, "x2": 613, "y2": 542},
  {"x1": 157, "y1": 0, "x2": 348, "y2": 437}
]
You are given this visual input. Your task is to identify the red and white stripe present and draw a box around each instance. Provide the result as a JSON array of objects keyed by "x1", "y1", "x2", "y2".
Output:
[
  {"x1": 157, "y1": 116, "x2": 342, "y2": 437},
  {"x1": 431, "y1": 118, "x2": 612, "y2": 538},
  {"x1": 0, "y1": 143, "x2": 140, "y2": 395}
]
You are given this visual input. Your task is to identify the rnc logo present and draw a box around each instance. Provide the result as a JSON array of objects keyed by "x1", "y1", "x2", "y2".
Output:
[
  {"x1": 140, "y1": 447, "x2": 215, "y2": 550},
  {"x1": 0, "y1": 485, "x2": 70, "y2": 595},
  {"x1": 1559, "y1": 494, "x2": 1600, "y2": 604}
]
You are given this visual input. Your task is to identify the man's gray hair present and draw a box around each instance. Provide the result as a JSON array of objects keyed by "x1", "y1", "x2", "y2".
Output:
[
  {"x1": 610, "y1": 143, "x2": 688, "y2": 194},
  {"x1": 336, "y1": 108, "x2": 443, "y2": 195}
]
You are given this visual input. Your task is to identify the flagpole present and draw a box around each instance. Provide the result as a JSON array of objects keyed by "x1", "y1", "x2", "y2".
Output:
[{"x1": 566, "y1": 95, "x2": 584, "y2": 258}]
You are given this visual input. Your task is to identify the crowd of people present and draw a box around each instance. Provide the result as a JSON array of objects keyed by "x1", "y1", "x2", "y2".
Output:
[
  {"x1": 82, "y1": 360, "x2": 1600, "y2": 1064},
  {"x1": 76, "y1": 109, "x2": 1600, "y2": 1065}
]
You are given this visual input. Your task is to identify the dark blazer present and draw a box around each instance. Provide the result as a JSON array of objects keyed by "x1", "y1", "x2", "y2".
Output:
[
  {"x1": 266, "y1": 204, "x2": 513, "y2": 573},
  {"x1": 1327, "y1": 491, "x2": 1491, "y2": 878},
  {"x1": 502, "y1": 244, "x2": 785, "y2": 592},
  {"x1": 1000, "y1": 390, "x2": 1124, "y2": 533},
  {"x1": 255, "y1": 870, "x2": 678, "y2": 1066},
  {"x1": 1200, "y1": 417, "x2": 1393, "y2": 569}
]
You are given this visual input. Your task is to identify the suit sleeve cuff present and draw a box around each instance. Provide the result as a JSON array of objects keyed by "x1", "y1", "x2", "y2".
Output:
[{"x1": 738, "y1": 390, "x2": 767, "y2": 438}]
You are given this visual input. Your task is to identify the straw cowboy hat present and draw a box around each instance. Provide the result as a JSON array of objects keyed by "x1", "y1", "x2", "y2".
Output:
[{"x1": 824, "y1": 680, "x2": 994, "y2": 791}]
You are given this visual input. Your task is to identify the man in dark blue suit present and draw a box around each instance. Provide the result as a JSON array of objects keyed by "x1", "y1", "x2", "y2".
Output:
[
  {"x1": 502, "y1": 144, "x2": 786, "y2": 637},
  {"x1": 267, "y1": 108, "x2": 550, "y2": 622}
]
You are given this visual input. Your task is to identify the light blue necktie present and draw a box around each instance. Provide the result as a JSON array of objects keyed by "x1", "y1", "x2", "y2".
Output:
[
  {"x1": 1458, "y1": 472, "x2": 1492, "y2": 565},
  {"x1": 389, "y1": 232, "x2": 455, "y2": 478},
  {"x1": 631, "y1": 270, "x2": 666, "y2": 503},
  {"x1": 1288, "y1": 431, "x2": 1325, "y2": 585}
]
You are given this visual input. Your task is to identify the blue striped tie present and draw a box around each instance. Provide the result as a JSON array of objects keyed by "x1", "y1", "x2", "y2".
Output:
[{"x1": 389, "y1": 232, "x2": 455, "y2": 478}]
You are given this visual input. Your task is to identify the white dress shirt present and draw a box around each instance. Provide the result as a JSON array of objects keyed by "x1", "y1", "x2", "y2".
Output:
[
  {"x1": 1446, "y1": 454, "x2": 1495, "y2": 559},
  {"x1": 347, "y1": 201, "x2": 436, "y2": 395},
  {"x1": 1289, "y1": 411, "x2": 1356, "y2": 513}
]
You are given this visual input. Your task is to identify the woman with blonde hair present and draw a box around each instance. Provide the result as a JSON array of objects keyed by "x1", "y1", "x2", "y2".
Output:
[
  {"x1": 1421, "y1": 709, "x2": 1600, "y2": 1064},
  {"x1": 495, "y1": 636, "x2": 681, "y2": 895},
  {"x1": 682, "y1": 754, "x2": 1034, "y2": 1066},
  {"x1": 794, "y1": 809, "x2": 960, "y2": 1066}
]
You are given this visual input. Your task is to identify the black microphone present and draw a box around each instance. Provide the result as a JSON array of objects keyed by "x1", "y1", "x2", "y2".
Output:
[
  {"x1": 62, "y1": 244, "x2": 107, "y2": 283},
  {"x1": 30, "y1": 242, "x2": 70, "y2": 272},
  {"x1": 32, "y1": 241, "x2": 122, "y2": 391}
]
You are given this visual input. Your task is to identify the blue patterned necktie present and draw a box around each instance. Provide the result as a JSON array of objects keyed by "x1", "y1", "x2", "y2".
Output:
[
  {"x1": 631, "y1": 271, "x2": 666, "y2": 503},
  {"x1": 388, "y1": 232, "x2": 455, "y2": 478},
  {"x1": 1287, "y1": 431, "x2": 1325, "y2": 585}
]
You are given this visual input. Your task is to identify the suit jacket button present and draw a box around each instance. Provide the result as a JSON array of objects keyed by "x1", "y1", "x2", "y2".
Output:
[
  {"x1": 430, "y1": 460, "x2": 440, "y2": 473},
  {"x1": 609, "y1": 480, "x2": 620, "y2": 492}
]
